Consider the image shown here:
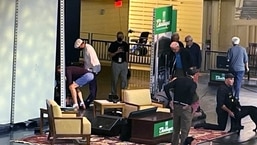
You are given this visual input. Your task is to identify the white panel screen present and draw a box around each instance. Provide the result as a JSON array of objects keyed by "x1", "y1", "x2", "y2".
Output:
[
  {"x1": 14, "y1": 0, "x2": 58, "y2": 123},
  {"x1": 0, "y1": 0, "x2": 15, "y2": 124}
]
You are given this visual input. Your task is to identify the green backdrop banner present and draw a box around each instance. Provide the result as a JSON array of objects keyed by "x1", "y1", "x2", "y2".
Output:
[
  {"x1": 153, "y1": 6, "x2": 173, "y2": 34},
  {"x1": 150, "y1": 6, "x2": 177, "y2": 95}
]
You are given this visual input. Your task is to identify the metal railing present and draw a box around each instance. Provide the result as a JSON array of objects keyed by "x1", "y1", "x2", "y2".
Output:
[
  {"x1": 80, "y1": 32, "x2": 152, "y2": 65},
  {"x1": 80, "y1": 32, "x2": 257, "y2": 79},
  {"x1": 91, "y1": 39, "x2": 112, "y2": 61},
  {"x1": 203, "y1": 49, "x2": 257, "y2": 80}
]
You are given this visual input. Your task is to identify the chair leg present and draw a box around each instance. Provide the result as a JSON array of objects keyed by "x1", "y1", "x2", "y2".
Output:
[
  {"x1": 51, "y1": 137, "x2": 55, "y2": 145},
  {"x1": 87, "y1": 135, "x2": 90, "y2": 145},
  {"x1": 47, "y1": 132, "x2": 51, "y2": 140}
]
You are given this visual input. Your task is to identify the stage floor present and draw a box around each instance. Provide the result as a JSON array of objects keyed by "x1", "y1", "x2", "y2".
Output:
[{"x1": 1, "y1": 66, "x2": 257, "y2": 145}]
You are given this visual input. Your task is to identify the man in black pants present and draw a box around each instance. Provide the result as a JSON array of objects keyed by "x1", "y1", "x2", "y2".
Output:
[
  {"x1": 195, "y1": 73, "x2": 257, "y2": 133},
  {"x1": 164, "y1": 67, "x2": 198, "y2": 145},
  {"x1": 108, "y1": 31, "x2": 129, "y2": 96}
]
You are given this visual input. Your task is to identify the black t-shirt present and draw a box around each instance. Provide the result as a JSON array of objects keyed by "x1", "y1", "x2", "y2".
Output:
[
  {"x1": 108, "y1": 41, "x2": 129, "y2": 63},
  {"x1": 66, "y1": 66, "x2": 88, "y2": 85},
  {"x1": 169, "y1": 76, "x2": 197, "y2": 105},
  {"x1": 216, "y1": 83, "x2": 240, "y2": 112}
]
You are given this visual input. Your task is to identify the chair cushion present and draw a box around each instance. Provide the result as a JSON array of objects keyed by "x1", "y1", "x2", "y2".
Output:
[
  {"x1": 123, "y1": 89, "x2": 152, "y2": 105},
  {"x1": 49, "y1": 100, "x2": 62, "y2": 117}
]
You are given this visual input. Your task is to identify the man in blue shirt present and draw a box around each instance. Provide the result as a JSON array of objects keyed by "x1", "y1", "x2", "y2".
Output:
[
  {"x1": 169, "y1": 42, "x2": 192, "y2": 78},
  {"x1": 227, "y1": 37, "x2": 249, "y2": 99}
]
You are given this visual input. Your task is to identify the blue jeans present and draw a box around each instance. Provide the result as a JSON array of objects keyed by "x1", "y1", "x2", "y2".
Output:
[
  {"x1": 230, "y1": 71, "x2": 244, "y2": 99},
  {"x1": 75, "y1": 72, "x2": 94, "y2": 87},
  {"x1": 84, "y1": 75, "x2": 97, "y2": 108},
  {"x1": 75, "y1": 72, "x2": 98, "y2": 108}
]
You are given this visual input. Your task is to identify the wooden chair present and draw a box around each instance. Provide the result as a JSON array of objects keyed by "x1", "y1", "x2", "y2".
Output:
[
  {"x1": 122, "y1": 89, "x2": 170, "y2": 118},
  {"x1": 46, "y1": 99, "x2": 91, "y2": 145}
]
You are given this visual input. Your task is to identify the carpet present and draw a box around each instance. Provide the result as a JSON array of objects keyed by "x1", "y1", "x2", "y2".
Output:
[{"x1": 11, "y1": 128, "x2": 231, "y2": 145}]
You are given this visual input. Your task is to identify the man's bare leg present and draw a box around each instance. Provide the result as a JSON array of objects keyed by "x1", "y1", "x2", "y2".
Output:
[
  {"x1": 76, "y1": 88, "x2": 86, "y2": 109},
  {"x1": 69, "y1": 82, "x2": 79, "y2": 109}
]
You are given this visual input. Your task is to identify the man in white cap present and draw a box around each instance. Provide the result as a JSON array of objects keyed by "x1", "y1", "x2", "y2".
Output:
[
  {"x1": 71, "y1": 38, "x2": 101, "y2": 109},
  {"x1": 227, "y1": 36, "x2": 249, "y2": 99}
]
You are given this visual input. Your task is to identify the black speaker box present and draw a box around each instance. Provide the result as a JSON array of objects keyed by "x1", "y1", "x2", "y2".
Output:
[
  {"x1": 216, "y1": 55, "x2": 229, "y2": 69},
  {"x1": 91, "y1": 115, "x2": 122, "y2": 136}
]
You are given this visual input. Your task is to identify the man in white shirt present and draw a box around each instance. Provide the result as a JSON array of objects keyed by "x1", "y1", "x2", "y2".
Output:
[{"x1": 72, "y1": 38, "x2": 101, "y2": 109}]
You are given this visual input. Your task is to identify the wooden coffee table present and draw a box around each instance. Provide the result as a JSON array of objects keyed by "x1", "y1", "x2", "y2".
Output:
[{"x1": 93, "y1": 100, "x2": 125, "y2": 117}]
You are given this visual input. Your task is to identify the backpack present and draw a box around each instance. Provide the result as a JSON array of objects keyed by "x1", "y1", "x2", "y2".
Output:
[{"x1": 152, "y1": 91, "x2": 172, "y2": 108}]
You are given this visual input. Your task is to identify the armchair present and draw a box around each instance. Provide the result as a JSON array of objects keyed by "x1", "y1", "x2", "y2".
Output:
[
  {"x1": 46, "y1": 99, "x2": 91, "y2": 145},
  {"x1": 122, "y1": 89, "x2": 170, "y2": 118}
]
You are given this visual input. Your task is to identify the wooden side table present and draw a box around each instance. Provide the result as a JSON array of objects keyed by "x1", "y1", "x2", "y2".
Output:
[{"x1": 93, "y1": 100, "x2": 125, "y2": 117}]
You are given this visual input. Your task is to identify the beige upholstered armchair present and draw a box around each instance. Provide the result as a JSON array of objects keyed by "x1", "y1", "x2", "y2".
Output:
[
  {"x1": 46, "y1": 99, "x2": 91, "y2": 145},
  {"x1": 122, "y1": 89, "x2": 170, "y2": 118}
]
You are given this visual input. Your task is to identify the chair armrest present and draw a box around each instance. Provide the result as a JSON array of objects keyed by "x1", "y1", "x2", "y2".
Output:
[
  {"x1": 62, "y1": 113, "x2": 77, "y2": 117},
  {"x1": 62, "y1": 111, "x2": 78, "y2": 117},
  {"x1": 125, "y1": 102, "x2": 140, "y2": 109},
  {"x1": 151, "y1": 101, "x2": 165, "y2": 108},
  {"x1": 62, "y1": 111, "x2": 77, "y2": 114},
  {"x1": 54, "y1": 117, "x2": 83, "y2": 122}
]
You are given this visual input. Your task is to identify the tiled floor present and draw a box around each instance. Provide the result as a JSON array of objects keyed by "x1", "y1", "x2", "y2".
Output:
[{"x1": 1, "y1": 66, "x2": 257, "y2": 145}]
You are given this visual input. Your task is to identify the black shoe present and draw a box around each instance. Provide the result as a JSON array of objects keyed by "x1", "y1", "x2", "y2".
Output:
[
  {"x1": 194, "y1": 123, "x2": 204, "y2": 129},
  {"x1": 228, "y1": 125, "x2": 244, "y2": 134},
  {"x1": 183, "y1": 136, "x2": 195, "y2": 145}
]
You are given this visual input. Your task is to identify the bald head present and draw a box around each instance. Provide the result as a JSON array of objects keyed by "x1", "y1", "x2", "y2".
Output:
[{"x1": 170, "y1": 42, "x2": 180, "y2": 52}]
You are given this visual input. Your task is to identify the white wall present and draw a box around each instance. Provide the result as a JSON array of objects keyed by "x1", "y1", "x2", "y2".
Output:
[
  {"x1": 13, "y1": 0, "x2": 58, "y2": 123},
  {"x1": 0, "y1": 0, "x2": 15, "y2": 124}
]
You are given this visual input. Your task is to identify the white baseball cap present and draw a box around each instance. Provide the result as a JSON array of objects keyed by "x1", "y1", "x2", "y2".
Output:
[
  {"x1": 74, "y1": 38, "x2": 83, "y2": 48},
  {"x1": 232, "y1": 37, "x2": 240, "y2": 45}
]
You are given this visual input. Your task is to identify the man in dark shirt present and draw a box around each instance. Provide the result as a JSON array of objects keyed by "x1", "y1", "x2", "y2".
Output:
[
  {"x1": 171, "y1": 32, "x2": 184, "y2": 48},
  {"x1": 62, "y1": 66, "x2": 93, "y2": 109},
  {"x1": 164, "y1": 67, "x2": 198, "y2": 145},
  {"x1": 169, "y1": 42, "x2": 192, "y2": 78},
  {"x1": 185, "y1": 35, "x2": 202, "y2": 69},
  {"x1": 194, "y1": 73, "x2": 257, "y2": 133},
  {"x1": 108, "y1": 31, "x2": 129, "y2": 96}
]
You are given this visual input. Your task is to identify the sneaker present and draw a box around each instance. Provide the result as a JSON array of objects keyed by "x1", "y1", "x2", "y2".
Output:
[
  {"x1": 80, "y1": 102, "x2": 86, "y2": 110},
  {"x1": 73, "y1": 103, "x2": 79, "y2": 110},
  {"x1": 194, "y1": 123, "x2": 205, "y2": 129}
]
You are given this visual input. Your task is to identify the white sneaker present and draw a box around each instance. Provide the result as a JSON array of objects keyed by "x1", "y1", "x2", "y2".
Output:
[
  {"x1": 80, "y1": 102, "x2": 86, "y2": 109},
  {"x1": 73, "y1": 103, "x2": 79, "y2": 109}
]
